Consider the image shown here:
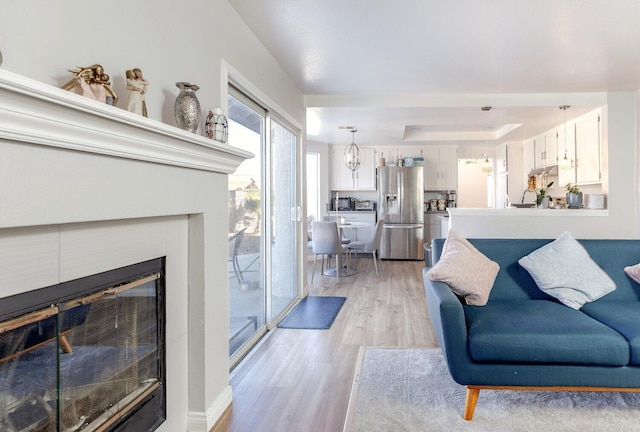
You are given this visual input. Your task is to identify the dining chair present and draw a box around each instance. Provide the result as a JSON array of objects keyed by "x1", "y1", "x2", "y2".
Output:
[
  {"x1": 311, "y1": 221, "x2": 349, "y2": 282},
  {"x1": 228, "y1": 227, "x2": 247, "y2": 282},
  {"x1": 347, "y1": 219, "x2": 385, "y2": 276},
  {"x1": 322, "y1": 215, "x2": 351, "y2": 244}
]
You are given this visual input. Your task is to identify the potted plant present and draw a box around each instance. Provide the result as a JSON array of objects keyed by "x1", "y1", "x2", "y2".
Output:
[
  {"x1": 566, "y1": 183, "x2": 583, "y2": 209},
  {"x1": 536, "y1": 181, "x2": 554, "y2": 208}
]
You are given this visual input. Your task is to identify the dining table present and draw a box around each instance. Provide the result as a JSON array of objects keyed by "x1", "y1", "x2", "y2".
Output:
[{"x1": 322, "y1": 221, "x2": 372, "y2": 277}]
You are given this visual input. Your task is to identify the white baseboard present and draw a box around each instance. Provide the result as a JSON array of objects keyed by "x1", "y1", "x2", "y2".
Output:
[{"x1": 187, "y1": 385, "x2": 233, "y2": 432}]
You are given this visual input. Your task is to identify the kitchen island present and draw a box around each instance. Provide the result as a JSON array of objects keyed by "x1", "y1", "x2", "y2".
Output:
[{"x1": 447, "y1": 207, "x2": 610, "y2": 239}]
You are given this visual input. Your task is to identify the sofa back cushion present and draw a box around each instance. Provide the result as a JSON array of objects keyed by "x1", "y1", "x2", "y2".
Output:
[
  {"x1": 579, "y1": 239, "x2": 640, "y2": 302},
  {"x1": 431, "y1": 237, "x2": 640, "y2": 302}
]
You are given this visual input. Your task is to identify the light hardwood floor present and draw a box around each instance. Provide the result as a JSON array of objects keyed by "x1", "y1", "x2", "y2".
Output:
[{"x1": 212, "y1": 258, "x2": 439, "y2": 432}]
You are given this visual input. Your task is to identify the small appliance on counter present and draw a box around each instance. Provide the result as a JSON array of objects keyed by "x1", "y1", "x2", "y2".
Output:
[
  {"x1": 424, "y1": 191, "x2": 456, "y2": 212},
  {"x1": 425, "y1": 199, "x2": 447, "y2": 212},
  {"x1": 331, "y1": 195, "x2": 356, "y2": 211},
  {"x1": 355, "y1": 200, "x2": 376, "y2": 211}
]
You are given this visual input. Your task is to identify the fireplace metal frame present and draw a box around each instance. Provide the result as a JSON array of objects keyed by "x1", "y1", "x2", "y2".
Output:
[{"x1": 0, "y1": 257, "x2": 167, "y2": 432}]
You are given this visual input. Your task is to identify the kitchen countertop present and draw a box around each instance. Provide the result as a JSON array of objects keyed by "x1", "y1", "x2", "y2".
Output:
[
  {"x1": 448, "y1": 208, "x2": 608, "y2": 217},
  {"x1": 326, "y1": 210, "x2": 376, "y2": 213}
]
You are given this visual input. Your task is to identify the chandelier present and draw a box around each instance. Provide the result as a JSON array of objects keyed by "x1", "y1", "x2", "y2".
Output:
[
  {"x1": 481, "y1": 106, "x2": 493, "y2": 173},
  {"x1": 343, "y1": 127, "x2": 361, "y2": 172},
  {"x1": 559, "y1": 106, "x2": 572, "y2": 170}
]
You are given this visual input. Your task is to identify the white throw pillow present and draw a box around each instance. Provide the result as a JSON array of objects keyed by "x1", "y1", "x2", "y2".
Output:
[
  {"x1": 518, "y1": 231, "x2": 616, "y2": 309},
  {"x1": 624, "y1": 263, "x2": 640, "y2": 284},
  {"x1": 426, "y1": 230, "x2": 500, "y2": 306}
]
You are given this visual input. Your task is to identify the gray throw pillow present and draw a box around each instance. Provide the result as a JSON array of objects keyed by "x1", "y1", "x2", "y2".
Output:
[
  {"x1": 426, "y1": 230, "x2": 500, "y2": 306},
  {"x1": 518, "y1": 231, "x2": 616, "y2": 309}
]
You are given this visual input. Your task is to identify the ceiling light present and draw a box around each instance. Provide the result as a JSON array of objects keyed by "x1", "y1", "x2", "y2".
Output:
[
  {"x1": 342, "y1": 126, "x2": 361, "y2": 172},
  {"x1": 481, "y1": 107, "x2": 493, "y2": 173},
  {"x1": 559, "y1": 106, "x2": 573, "y2": 170},
  {"x1": 482, "y1": 154, "x2": 493, "y2": 173}
]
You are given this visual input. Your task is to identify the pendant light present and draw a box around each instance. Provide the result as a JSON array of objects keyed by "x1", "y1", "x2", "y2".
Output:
[
  {"x1": 481, "y1": 106, "x2": 493, "y2": 173},
  {"x1": 343, "y1": 127, "x2": 361, "y2": 172},
  {"x1": 559, "y1": 106, "x2": 572, "y2": 170}
]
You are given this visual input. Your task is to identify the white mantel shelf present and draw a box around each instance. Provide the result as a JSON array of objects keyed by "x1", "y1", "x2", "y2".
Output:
[{"x1": 0, "y1": 69, "x2": 252, "y2": 174}]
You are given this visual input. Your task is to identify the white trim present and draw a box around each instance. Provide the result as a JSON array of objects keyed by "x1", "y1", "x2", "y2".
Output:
[
  {"x1": 221, "y1": 60, "x2": 302, "y2": 131},
  {"x1": 186, "y1": 385, "x2": 233, "y2": 432},
  {"x1": 0, "y1": 69, "x2": 252, "y2": 174}
]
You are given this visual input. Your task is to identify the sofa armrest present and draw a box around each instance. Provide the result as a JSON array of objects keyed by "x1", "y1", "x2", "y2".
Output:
[{"x1": 423, "y1": 268, "x2": 474, "y2": 383}]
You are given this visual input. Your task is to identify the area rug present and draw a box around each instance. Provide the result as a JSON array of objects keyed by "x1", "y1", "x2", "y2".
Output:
[
  {"x1": 344, "y1": 348, "x2": 640, "y2": 432},
  {"x1": 277, "y1": 296, "x2": 346, "y2": 329}
]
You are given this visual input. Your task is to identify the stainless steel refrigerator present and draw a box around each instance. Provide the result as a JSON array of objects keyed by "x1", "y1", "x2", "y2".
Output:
[{"x1": 377, "y1": 166, "x2": 424, "y2": 260}]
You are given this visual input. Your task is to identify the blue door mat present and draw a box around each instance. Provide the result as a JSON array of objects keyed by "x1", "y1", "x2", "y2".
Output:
[{"x1": 277, "y1": 296, "x2": 346, "y2": 329}]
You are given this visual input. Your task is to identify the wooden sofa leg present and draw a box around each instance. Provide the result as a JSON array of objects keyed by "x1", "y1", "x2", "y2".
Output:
[{"x1": 463, "y1": 387, "x2": 480, "y2": 420}]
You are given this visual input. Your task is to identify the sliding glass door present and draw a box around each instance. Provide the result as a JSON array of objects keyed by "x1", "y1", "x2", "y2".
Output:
[
  {"x1": 227, "y1": 85, "x2": 299, "y2": 364},
  {"x1": 270, "y1": 118, "x2": 298, "y2": 320}
]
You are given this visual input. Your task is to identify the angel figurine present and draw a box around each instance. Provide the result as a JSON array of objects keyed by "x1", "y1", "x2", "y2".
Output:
[
  {"x1": 125, "y1": 68, "x2": 149, "y2": 117},
  {"x1": 61, "y1": 64, "x2": 118, "y2": 106}
]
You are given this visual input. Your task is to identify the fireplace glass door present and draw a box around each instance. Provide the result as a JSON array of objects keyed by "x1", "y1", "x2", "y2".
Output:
[{"x1": 0, "y1": 261, "x2": 165, "y2": 432}]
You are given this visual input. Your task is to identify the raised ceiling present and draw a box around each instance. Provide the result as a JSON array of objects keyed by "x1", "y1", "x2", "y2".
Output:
[{"x1": 228, "y1": 0, "x2": 640, "y2": 149}]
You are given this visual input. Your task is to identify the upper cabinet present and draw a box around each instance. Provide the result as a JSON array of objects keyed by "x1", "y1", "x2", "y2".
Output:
[
  {"x1": 544, "y1": 129, "x2": 558, "y2": 166},
  {"x1": 533, "y1": 135, "x2": 545, "y2": 168},
  {"x1": 424, "y1": 146, "x2": 457, "y2": 190},
  {"x1": 533, "y1": 131, "x2": 558, "y2": 168},
  {"x1": 575, "y1": 109, "x2": 602, "y2": 184},
  {"x1": 522, "y1": 107, "x2": 603, "y2": 189},
  {"x1": 331, "y1": 146, "x2": 376, "y2": 190}
]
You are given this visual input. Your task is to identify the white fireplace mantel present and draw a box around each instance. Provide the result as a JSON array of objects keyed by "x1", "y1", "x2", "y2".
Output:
[
  {"x1": 0, "y1": 69, "x2": 252, "y2": 174},
  {"x1": 0, "y1": 69, "x2": 251, "y2": 431}
]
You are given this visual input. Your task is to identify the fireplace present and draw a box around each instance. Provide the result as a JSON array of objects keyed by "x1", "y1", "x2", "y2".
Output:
[
  {"x1": 0, "y1": 258, "x2": 166, "y2": 432},
  {"x1": 0, "y1": 69, "x2": 250, "y2": 431}
]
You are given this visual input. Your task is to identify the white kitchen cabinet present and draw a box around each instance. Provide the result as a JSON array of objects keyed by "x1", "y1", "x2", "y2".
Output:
[
  {"x1": 356, "y1": 147, "x2": 377, "y2": 189},
  {"x1": 575, "y1": 110, "x2": 601, "y2": 184},
  {"x1": 533, "y1": 134, "x2": 546, "y2": 168},
  {"x1": 533, "y1": 130, "x2": 558, "y2": 168},
  {"x1": 439, "y1": 147, "x2": 458, "y2": 190},
  {"x1": 423, "y1": 147, "x2": 440, "y2": 189},
  {"x1": 332, "y1": 146, "x2": 376, "y2": 190},
  {"x1": 544, "y1": 129, "x2": 558, "y2": 166},
  {"x1": 424, "y1": 147, "x2": 458, "y2": 190}
]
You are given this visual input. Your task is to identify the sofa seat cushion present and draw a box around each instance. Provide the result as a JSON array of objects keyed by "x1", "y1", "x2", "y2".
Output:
[
  {"x1": 464, "y1": 300, "x2": 630, "y2": 366},
  {"x1": 581, "y1": 302, "x2": 640, "y2": 365}
]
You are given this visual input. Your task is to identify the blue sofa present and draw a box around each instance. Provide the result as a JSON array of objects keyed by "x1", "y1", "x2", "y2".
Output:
[{"x1": 423, "y1": 237, "x2": 640, "y2": 420}]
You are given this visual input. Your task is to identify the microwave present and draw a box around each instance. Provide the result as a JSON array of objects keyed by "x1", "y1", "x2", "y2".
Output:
[{"x1": 332, "y1": 196, "x2": 356, "y2": 211}]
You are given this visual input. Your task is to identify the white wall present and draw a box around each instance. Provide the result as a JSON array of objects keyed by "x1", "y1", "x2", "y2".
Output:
[
  {"x1": 450, "y1": 92, "x2": 639, "y2": 239},
  {"x1": 0, "y1": 0, "x2": 304, "y2": 131},
  {"x1": 0, "y1": 1, "x2": 305, "y2": 430},
  {"x1": 605, "y1": 92, "x2": 638, "y2": 238},
  {"x1": 457, "y1": 159, "x2": 491, "y2": 208},
  {"x1": 307, "y1": 140, "x2": 331, "y2": 214}
]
